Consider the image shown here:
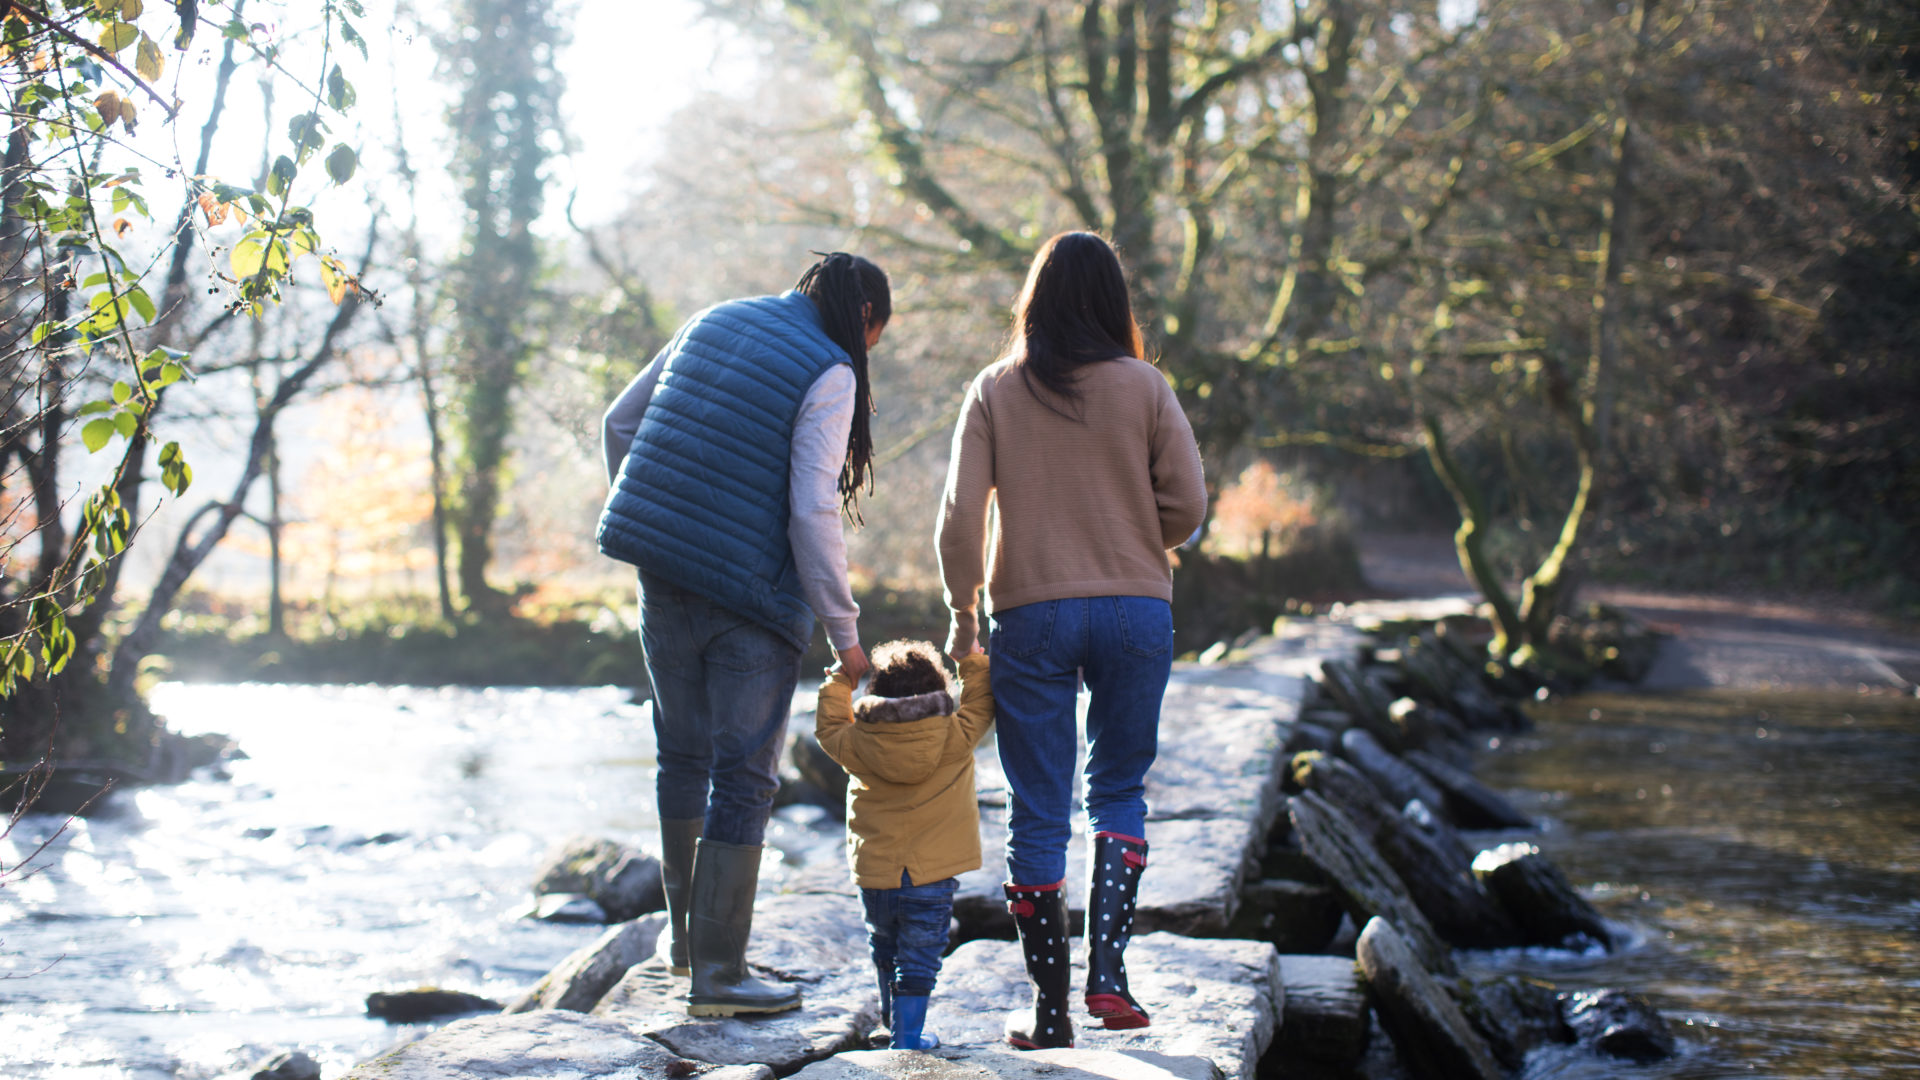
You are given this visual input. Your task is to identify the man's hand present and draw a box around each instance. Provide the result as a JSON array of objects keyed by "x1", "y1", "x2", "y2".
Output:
[{"x1": 832, "y1": 643, "x2": 870, "y2": 684}]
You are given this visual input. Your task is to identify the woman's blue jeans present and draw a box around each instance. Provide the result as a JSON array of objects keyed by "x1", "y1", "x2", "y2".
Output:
[
  {"x1": 638, "y1": 572, "x2": 801, "y2": 847},
  {"x1": 989, "y1": 596, "x2": 1174, "y2": 885}
]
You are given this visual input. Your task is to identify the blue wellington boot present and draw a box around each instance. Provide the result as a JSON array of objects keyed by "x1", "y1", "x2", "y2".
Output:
[{"x1": 890, "y1": 993, "x2": 940, "y2": 1050}]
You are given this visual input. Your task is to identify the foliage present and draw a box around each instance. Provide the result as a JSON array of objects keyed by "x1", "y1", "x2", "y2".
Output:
[
  {"x1": 685, "y1": 0, "x2": 1917, "y2": 652},
  {"x1": 0, "y1": 0, "x2": 370, "y2": 748},
  {"x1": 439, "y1": 0, "x2": 565, "y2": 613}
]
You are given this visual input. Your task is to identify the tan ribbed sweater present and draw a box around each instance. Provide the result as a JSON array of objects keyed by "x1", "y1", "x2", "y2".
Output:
[{"x1": 937, "y1": 356, "x2": 1207, "y2": 649}]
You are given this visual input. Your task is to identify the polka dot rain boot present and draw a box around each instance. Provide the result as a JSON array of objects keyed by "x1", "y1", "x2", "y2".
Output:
[
  {"x1": 1085, "y1": 831, "x2": 1150, "y2": 1029},
  {"x1": 1003, "y1": 881, "x2": 1075, "y2": 1050}
]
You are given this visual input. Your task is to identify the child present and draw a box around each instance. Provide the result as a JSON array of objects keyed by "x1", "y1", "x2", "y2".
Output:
[{"x1": 815, "y1": 640, "x2": 994, "y2": 1051}]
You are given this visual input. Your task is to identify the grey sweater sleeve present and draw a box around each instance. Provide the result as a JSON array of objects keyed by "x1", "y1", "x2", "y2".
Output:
[
  {"x1": 602, "y1": 351, "x2": 666, "y2": 485},
  {"x1": 788, "y1": 365, "x2": 861, "y2": 650}
]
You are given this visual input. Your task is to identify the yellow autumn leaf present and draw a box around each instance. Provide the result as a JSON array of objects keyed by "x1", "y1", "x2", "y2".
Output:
[
  {"x1": 98, "y1": 21, "x2": 138, "y2": 54},
  {"x1": 135, "y1": 33, "x2": 164, "y2": 82}
]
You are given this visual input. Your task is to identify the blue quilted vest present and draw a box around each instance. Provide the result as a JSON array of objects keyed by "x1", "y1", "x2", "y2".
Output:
[{"x1": 596, "y1": 291, "x2": 849, "y2": 651}]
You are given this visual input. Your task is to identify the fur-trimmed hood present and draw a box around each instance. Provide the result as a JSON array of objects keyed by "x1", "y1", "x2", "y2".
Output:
[
  {"x1": 853, "y1": 689, "x2": 954, "y2": 725},
  {"x1": 843, "y1": 688, "x2": 959, "y2": 785}
]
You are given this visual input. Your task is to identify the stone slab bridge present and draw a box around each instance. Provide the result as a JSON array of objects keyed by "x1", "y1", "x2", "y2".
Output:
[{"x1": 346, "y1": 613, "x2": 1417, "y2": 1080}]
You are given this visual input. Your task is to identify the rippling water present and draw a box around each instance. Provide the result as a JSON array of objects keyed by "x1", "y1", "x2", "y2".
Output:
[
  {"x1": 1472, "y1": 690, "x2": 1920, "y2": 1078},
  {"x1": 0, "y1": 683, "x2": 833, "y2": 1080}
]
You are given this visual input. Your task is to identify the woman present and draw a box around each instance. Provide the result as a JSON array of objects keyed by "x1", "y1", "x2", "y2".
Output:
[
  {"x1": 937, "y1": 232, "x2": 1207, "y2": 1050},
  {"x1": 598, "y1": 252, "x2": 888, "y2": 1017}
]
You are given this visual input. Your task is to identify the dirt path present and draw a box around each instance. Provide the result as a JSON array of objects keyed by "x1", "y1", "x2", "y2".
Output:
[{"x1": 1356, "y1": 534, "x2": 1920, "y2": 694}]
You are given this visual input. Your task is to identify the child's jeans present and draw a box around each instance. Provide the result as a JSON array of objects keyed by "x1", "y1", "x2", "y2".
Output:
[{"x1": 861, "y1": 871, "x2": 958, "y2": 996}]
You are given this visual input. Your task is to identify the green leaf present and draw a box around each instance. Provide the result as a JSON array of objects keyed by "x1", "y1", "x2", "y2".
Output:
[
  {"x1": 324, "y1": 143, "x2": 357, "y2": 185},
  {"x1": 112, "y1": 380, "x2": 131, "y2": 403},
  {"x1": 83, "y1": 270, "x2": 113, "y2": 288},
  {"x1": 287, "y1": 113, "x2": 327, "y2": 161},
  {"x1": 136, "y1": 33, "x2": 165, "y2": 81},
  {"x1": 267, "y1": 155, "x2": 297, "y2": 197},
  {"x1": 326, "y1": 65, "x2": 356, "y2": 111},
  {"x1": 113, "y1": 410, "x2": 138, "y2": 438},
  {"x1": 222, "y1": 18, "x2": 250, "y2": 42},
  {"x1": 339, "y1": 0, "x2": 366, "y2": 17},
  {"x1": 81, "y1": 417, "x2": 115, "y2": 452},
  {"x1": 31, "y1": 320, "x2": 60, "y2": 344},
  {"x1": 158, "y1": 361, "x2": 184, "y2": 387},
  {"x1": 339, "y1": 18, "x2": 367, "y2": 59},
  {"x1": 43, "y1": 624, "x2": 75, "y2": 674},
  {"x1": 77, "y1": 399, "x2": 115, "y2": 416},
  {"x1": 160, "y1": 441, "x2": 192, "y2": 494},
  {"x1": 126, "y1": 287, "x2": 155, "y2": 322},
  {"x1": 230, "y1": 232, "x2": 288, "y2": 279},
  {"x1": 98, "y1": 21, "x2": 139, "y2": 54}
]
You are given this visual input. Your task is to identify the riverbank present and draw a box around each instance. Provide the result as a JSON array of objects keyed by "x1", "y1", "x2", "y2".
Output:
[{"x1": 1357, "y1": 533, "x2": 1920, "y2": 694}]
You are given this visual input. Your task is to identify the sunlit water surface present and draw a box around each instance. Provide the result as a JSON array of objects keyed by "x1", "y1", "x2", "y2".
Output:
[
  {"x1": 1472, "y1": 691, "x2": 1920, "y2": 1078},
  {"x1": 0, "y1": 682, "x2": 836, "y2": 1080}
]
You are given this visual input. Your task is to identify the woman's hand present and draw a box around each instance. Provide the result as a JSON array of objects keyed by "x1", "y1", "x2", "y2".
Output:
[
  {"x1": 945, "y1": 619, "x2": 982, "y2": 662},
  {"x1": 832, "y1": 643, "x2": 870, "y2": 684}
]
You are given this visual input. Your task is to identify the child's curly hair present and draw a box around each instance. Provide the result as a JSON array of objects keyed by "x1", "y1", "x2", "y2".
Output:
[{"x1": 867, "y1": 639, "x2": 954, "y2": 699}]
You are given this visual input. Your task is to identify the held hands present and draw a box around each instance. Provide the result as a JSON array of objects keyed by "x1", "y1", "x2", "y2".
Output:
[
  {"x1": 831, "y1": 643, "x2": 870, "y2": 685},
  {"x1": 945, "y1": 617, "x2": 984, "y2": 663}
]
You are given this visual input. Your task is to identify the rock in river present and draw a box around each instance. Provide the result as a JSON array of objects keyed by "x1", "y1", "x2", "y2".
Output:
[
  {"x1": 1354, "y1": 917, "x2": 1502, "y2": 1080},
  {"x1": 341, "y1": 1009, "x2": 771, "y2": 1080},
  {"x1": 1271, "y1": 954, "x2": 1370, "y2": 1068},
  {"x1": 1286, "y1": 792, "x2": 1452, "y2": 974},
  {"x1": 532, "y1": 835, "x2": 665, "y2": 923},
  {"x1": 1472, "y1": 842, "x2": 1615, "y2": 950},
  {"x1": 1563, "y1": 988, "x2": 1676, "y2": 1062},
  {"x1": 1404, "y1": 750, "x2": 1532, "y2": 830},
  {"x1": 249, "y1": 1050, "x2": 321, "y2": 1080},
  {"x1": 503, "y1": 913, "x2": 665, "y2": 1014},
  {"x1": 1337, "y1": 729, "x2": 1446, "y2": 819},
  {"x1": 365, "y1": 988, "x2": 504, "y2": 1022}
]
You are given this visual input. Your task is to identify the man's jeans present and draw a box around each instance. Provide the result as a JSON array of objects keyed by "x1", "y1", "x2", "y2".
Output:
[
  {"x1": 988, "y1": 596, "x2": 1174, "y2": 885},
  {"x1": 861, "y1": 871, "x2": 958, "y2": 995},
  {"x1": 638, "y1": 572, "x2": 801, "y2": 847}
]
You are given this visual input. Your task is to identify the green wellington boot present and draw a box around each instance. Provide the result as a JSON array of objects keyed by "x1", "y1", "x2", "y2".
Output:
[
  {"x1": 686, "y1": 838, "x2": 803, "y2": 1017},
  {"x1": 657, "y1": 818, "x2": 702, "y2": 976}
]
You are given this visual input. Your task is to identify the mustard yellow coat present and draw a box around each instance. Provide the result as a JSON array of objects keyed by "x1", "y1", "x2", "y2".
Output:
[{"x1": 815, "y1": 654, "x2": 995, "y2": 889}]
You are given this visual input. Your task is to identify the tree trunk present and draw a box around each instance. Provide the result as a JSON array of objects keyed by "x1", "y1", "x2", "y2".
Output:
[{"x1": 1420, "y1": 415, "x2": 1523, "y2": 656}]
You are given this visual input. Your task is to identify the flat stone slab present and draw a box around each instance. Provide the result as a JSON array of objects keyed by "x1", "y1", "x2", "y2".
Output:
[
  {"x1": 592, "y1": 891, "x2": 876, "y2": 1073},
  {"x1": 789, "y1": 1048, "x2": 1223, "y2": 1080},
  {"x1": 339, "y1": 1009, "x2": 770, "y2": 1080},
  {"x1": 927, "y1": 933, "x2": 1282, "y2": 1080},
  {"x1": 955, "y1": 625, "x2": 1365, "y2": 938}
]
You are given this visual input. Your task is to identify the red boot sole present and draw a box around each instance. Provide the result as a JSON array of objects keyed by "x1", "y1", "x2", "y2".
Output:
[{"x1": 1086, "y1": 994, "x2": 1151, "y2": 1029}]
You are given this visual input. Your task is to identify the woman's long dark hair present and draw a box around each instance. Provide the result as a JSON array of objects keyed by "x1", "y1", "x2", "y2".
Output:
[
  {"x1": 795, "y1": 252, "x2": 891, "y2": 522},
  {"x1": 1006, "y1": 231, "x2": 1146, "y2": 415}
]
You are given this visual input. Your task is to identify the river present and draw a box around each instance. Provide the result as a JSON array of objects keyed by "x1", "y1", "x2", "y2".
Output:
[
  {"x1": 1471, "y1": 690, "x2": 1920, "y2": 1077},
  {"x1": 3, "y1": 683, "x2": 1915, "y2": 1078},
  {"x1": 0, "y1": 682, "x2": 839, "y2": 1080}
]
